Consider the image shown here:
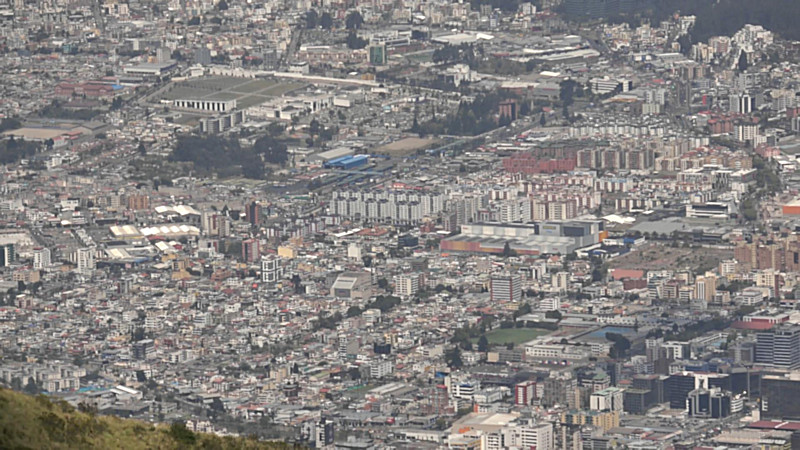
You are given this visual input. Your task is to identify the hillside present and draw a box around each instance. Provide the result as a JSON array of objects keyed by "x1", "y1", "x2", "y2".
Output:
[{"x1": 0, "y1": 388, "x2": 301, "y2": 450}]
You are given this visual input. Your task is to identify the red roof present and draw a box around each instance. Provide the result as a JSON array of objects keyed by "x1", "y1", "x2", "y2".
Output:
[
  {"x1": 748, "y1": 420, "x2": 800, "y2": 431},
  {"x1": 731, "y1": 321, "x2": 774, "y2": 330}
]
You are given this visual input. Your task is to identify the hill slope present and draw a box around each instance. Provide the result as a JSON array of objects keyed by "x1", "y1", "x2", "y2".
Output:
[{"x1": 0, "y1": 388, "x2": 300, "y2": 450}]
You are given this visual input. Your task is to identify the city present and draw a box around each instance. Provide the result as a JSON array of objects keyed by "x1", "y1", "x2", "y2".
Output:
[{"x1": 1, "y1": 0, "x2": 800, "y2": 449}]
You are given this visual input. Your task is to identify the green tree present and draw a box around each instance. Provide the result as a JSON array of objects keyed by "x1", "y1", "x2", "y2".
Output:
[
  {"x1": 346, "y1": 11, "x2": 364, "y2": 30},
  {"x1": 305, "y1": 10, "x2": 319, "y2": 29},
  {"x1": 445, "y1": 346, "x2": 463, "y2": 369},
  {"x1": 253, "y1": 135, "x2": 287, "y2": 165},
  {"x1": 477, "y1": 335, "x2": 489, "y2": 352},
  {"x1": 320, "y1": 12, "x2": 333, "y2": 29},
  {"x1": 737, "y1": 51, "x2": 748, "y2": 72}
]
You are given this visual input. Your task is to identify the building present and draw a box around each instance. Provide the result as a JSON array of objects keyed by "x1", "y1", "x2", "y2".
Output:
[
  {"x1": 515, "y1": 381, "x2": 537, "y2": 406},
  {"x1": 245, "y1": 201, "x2": 261, "y2": 226},
  {"x1": 0, "y1": 244, "x2": 14, "y2": 267},
  {"x1": 172, "y1": 99, "x2": 237, "y2": 113},
  {"x1": 126, "y1": 194, "x2": 150, "y2": 211},
  {"x1": 331, "y1": 272, "x2": 373, "y2": 299},
  {"x1": 314, "y1": 418, "x2": 334, "y2": 448},
  {"x1": 76, "y1": 247, "x2": 95, "y2": 275},
  {"x1": 242, "y1": 239, "x2": 260, "y2": 263},
  {"x1": 491, "y1": 273, "x2": 522, "y2": 302},
  {"x1": 394, "y1": 273, "x2": 421, "y2": 298},
  {"x1": 590, "y1": 387, "x2": 624, "y2": 412},
  {"x1": 694, "y1": 274, "x2": 717, "y2": 301},
  {"x1": 756, "y1": 325, "x2": 800, "y2": 369},
  {"x1": 261, "y1": 255, "x2": 283, "y2": 284},
  {"x1": 369, "y1": 360, "x2": 393, "y2": 379},
  {"x1": 441, "y1": 221, "x2": 604, "y2": 256},
  {"x1": 132, "y1": 339, "x2": 155, "y2": 360},
  {"x1": 761, "y1": 373, "x2": 800, "y2": 420},
  {"x1": 687, "y1": 388, "x2": 731, "y2": 418},
  {"x1": 32, "y1": 247, "x2": 51, "y2": 270}
]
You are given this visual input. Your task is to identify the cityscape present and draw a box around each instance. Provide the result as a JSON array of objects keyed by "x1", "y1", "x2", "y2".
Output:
[{"x1": 2, "y1": 0, "x2": 800, "y2": 449}]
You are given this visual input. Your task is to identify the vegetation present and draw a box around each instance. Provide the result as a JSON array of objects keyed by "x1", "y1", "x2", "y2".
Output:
[
  {"x1": 0, "y1": 117, "x2": 22, "y2": 132},
  {"x1": 344, "y1": 295, "x2": 402, "y2": 317},
  {"x1": 0, "y1": 387, "x2": 298, "y2": 450},
  {"x1": 605, "y1": 332, "x2": 631, "y2": 359},
  {"x1": 414, "y1": 92, "x2": 512, "y2": 136},
  {"x1": 601, "y1": 0, "x2": 800, "y2": 43},
  {"x1": 38, "y1": 101, "x2": 104, "y2": 121},
  {"x1": 169, "y1": 135, "x2": 286, "y2": 180},
  {"x1": 666, "y1": 317, "x2": 731, "y2": 342},
  {"x1": 0, "y1": 137, "x2": 39, "y2": 164}
]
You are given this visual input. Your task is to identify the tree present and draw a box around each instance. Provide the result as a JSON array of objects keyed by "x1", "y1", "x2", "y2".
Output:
[
  {"x1": 677, "y1": 33, "x2": 693, "y2": 55},
  {"x1": 137, "y1": 142, "x2": 146, "y2": 155},
  {"x1": 188, "y1": 16, "x2": 201, "y2": 26},
  {"x1": 545, "y1": 310, "x2": 562, "y2": 320},
  {"x1": 253, "y1": 135, "x2": 288, "y2": 165},
  {"x1": 539, "y1": 112, "x2": 546, "y2": 127},
  {"x1": 305, "y1": 10, "x2": 319, "y2": 29},
  {"x1": 346, "y1": 306, "x2": 363, "y2": 317},
  {"x1": 346, "y1": 31, "x2": 367, "y2": 50},
  {"x1": 292, "y1": 274, "x2": 302, "y2": 294},
  {"x1": 445, "y1": 347, "x2": 463, "y2": 369},
  {"x1": 362, "y1": 255, "x2": 372, "y2": 267},
  {"x1": 478, "y1": 335, "x2": 489, "y2": 352},
  {"x1": 737, "y1": 51, "x2": 748, "y2": 72},
  {"x1": 320, "y1": 12, "x2": 333, "y2": 30},
  {"x1": 377, "y1": 278, "x2": 389, "y2": 291},
  {"x1": 217, "y1": 0, "x2": 228, "y2": 10},
  {"x1": 346, "y1": 11, "x2": 364, "y2": 30},
  {"x1": 24, "y1": 377, "x2": 40, "y2": 395},
  {"x1": 560, "y1": 79, "x2": 577, "y2": 107}
]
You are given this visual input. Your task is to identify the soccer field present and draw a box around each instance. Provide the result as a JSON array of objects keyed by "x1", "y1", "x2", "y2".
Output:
[{"x1": 473, "y1": 328, "x2": 551, "y2": 346}]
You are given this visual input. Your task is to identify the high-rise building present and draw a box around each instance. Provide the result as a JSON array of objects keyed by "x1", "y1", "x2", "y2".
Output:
[
  {"x1": 394, "y1": 273, "x2": 421, "y2": 298},
  {"x1": 694, "y1": 274, "x2": 717, "y2": 301},
  {"x1": 245, "y1": 201, "x2": 262, "y2": 226},
  {"x1": 491, "y1": 273, "x2": 522, "y2": 302},
  {"x1": 762, "y1": 373, "x2": 800, "y2": 420},
  {"x1": 126, "y1": 194, "x2": 150, "y2": 211},
  {"x1": 515, "y1": 380, "x2": 537, "y2": 406},
  {"x1": 33, "y1": 247, "x2": 50, "y2": 270},
  {"x1": 687, "y1": 388, "x2": 731, "y2": 418},
  {"x1": 0, "y1": 244, "x2": 14, "y2": 267},
  {"x1": 242, "y1": 239, "x2": 260, "y2": 263},
  {"x1": 261, "y1": 255, "x2": 283, "y2": 283},
  {"x1": 76, "y1": 247, "x2": 95, "y2": 274},
  {"x1": 589, "y1": 387, "x2": 624, "y2": 412},
  {"x1": 756, "y1": 325, "x2": 800, "y2": 369},
  {"x1": 314, "y1": 418, "x2": 334, "y2": 448}
]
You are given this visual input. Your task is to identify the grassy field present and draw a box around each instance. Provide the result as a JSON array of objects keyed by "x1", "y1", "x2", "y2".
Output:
[
  {"x1": 157, "y1": 77, "x2": 306, "y2": 108},
  {"x1": 608, "y1": 242, "x2": 732, "y2": 274},
  {"x1": 473, "y1": 328, "x2": 551, "y2": 346},
  {"x1": 375, "y1": 137, "x2": 440, "y2": 157},
  {"x1": 0, "y1": 388, "x2": 295, "y2": 450}
]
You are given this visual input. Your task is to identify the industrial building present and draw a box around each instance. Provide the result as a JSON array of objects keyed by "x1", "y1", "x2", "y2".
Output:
[{"x1": 440, "y1": 221, "x2": 604, "y2": 255}]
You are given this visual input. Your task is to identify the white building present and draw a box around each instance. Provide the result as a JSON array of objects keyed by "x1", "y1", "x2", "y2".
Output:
[
  {"x1": 33, "y1": 247, "x2": 51, "y2": 270},
  {"x1": 394, "y1": 273, "x2": 421, "y2": 298},
  {"x1": 590, "y1": 387, "x2": 624, "y2": 412},
  {"x1": 261, "y1": 255, "x2": 283, "y2": 283},
  {"x1": 76, "y1": 247, "x2": 95, "y2": 275}
]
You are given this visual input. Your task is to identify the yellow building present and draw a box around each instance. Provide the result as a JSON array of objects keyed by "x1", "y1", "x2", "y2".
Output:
[
  {"x1": 278, "y1": 246, "x2": 297, "y2": 259},
  {"x1": 560, "y1": 410, "x2": 620, "y2": 432}
]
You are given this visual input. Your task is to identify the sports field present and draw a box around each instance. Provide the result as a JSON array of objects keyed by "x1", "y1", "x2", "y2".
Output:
[
  {"x1": 472, "y1": 328, "x2": 551, "y2": 346},
  {"x1": 157, "y1": 77, "x2": 306, "y2": 108}
]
